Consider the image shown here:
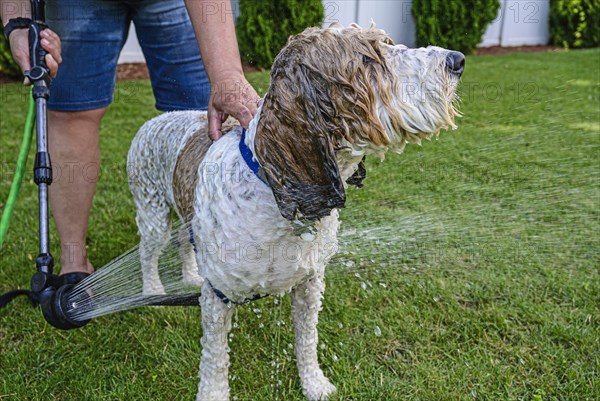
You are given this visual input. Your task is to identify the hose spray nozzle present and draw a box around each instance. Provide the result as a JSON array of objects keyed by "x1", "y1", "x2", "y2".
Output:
[{"x1": 31, "y1": 271, "x2": 91, "y2": 330}]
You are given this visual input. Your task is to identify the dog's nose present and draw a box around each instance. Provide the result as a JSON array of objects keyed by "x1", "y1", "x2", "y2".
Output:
[{"x1": 446, "y1": 51, "x2": 465, "y2": 75}]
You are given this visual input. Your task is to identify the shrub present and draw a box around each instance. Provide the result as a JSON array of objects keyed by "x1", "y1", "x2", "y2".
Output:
[
  {"x1": 0, "y1": 33, "x2": 22, "y2": 79},
  {"x1": 550, "y1": 0, "x2": 599, "y2": 48},
  {"x1": 236, "y1": 0, "x2": 324, "y2": 68},
  {"x1": 412, "y1": 0, "x2": 500, "y2": 54}
]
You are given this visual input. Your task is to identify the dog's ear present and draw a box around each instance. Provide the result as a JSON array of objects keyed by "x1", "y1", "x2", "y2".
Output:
[
  {"x1": 255, "y1": 93, "x2": 346, "y2": 222},
  {"x1": 254, "y1": 27, "x2": 393, "y2": 222}
]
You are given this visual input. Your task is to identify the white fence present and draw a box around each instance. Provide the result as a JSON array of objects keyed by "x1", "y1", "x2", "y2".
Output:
[
  {"x1": 118, "y1": 0, "x2": 551, "y2": 64},
  {"x1": 321, "y1": 0, "x2": 550, "y2": 47},
  {"x1": 480, "y1": 0, "x2": 550, "y2": 47}
]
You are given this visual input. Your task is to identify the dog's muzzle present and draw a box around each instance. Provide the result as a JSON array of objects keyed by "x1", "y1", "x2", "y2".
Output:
[{"x1": 446, "y1": 51, "x2": 465, "y2": 76}]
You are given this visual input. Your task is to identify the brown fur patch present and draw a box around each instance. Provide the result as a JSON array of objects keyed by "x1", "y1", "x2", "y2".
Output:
[{"x1": 172, "y1": 117, "x2": 238, "y2": 220}]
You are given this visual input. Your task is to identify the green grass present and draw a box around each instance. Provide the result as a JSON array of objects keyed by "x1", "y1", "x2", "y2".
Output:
[{"x1": 1, "y1": 49, "x2": 599, "y2": 401}]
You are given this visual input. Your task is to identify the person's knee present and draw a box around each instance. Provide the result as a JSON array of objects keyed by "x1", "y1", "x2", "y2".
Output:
[{"x1": 49, "y1": 107, "x2": 108, "y2": 131}]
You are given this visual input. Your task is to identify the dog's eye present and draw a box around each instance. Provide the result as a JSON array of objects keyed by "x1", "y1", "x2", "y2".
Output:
[{"x1": 363, "y1": 55, "x2": 375, "y2": 64}]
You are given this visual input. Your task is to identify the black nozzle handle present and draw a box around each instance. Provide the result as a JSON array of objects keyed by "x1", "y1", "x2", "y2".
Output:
[
  {"x1": 24, "y1": 21, "x2": 51, "y2": 88},
  {"x1": 24, "y1": 0, "x2": 51, "y2": 88},
  {"x1": 31, "y1": 0, "x2": 46, "y2": 22}
]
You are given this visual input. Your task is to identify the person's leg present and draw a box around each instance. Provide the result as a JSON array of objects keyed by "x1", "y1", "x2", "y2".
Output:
[
  {"x1": 48, "y1": 108, "x2": 106, "y2": 274},
  {"x1": 130, "y1": 0, "x2": 210, "y2": 111},
  {"x1": 46, "y1": 1, "x2": 130, "y2": 274}
]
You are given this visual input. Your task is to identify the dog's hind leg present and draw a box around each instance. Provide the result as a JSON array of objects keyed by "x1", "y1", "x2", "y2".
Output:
[
  {"x1": 291, "y1": 273, "x2": 337, "y2": 401},
  {"x1": 135, "y1": 201, "x2": 171, "y2": 295},
  {"x1": 196, "y1": 280, "x2": 235, "y2": 401},
  {"x1": 178, "y1": 225, "x2": 203, "y2": 288}
]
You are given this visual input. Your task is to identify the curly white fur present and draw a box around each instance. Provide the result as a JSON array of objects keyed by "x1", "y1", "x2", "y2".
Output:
[{"x1": 127, "y1": 23, "x2": 463, "y2": 401}]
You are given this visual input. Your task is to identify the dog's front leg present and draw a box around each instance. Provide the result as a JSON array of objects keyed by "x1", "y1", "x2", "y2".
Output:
[
  {"x1": 197, "y1": 281, "x2": 235, "y2": 401},
  {"x1": 291, "y1": 274, "x2": 336, "y2": 401}
]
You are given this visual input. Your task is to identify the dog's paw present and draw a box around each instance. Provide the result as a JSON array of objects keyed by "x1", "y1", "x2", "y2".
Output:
[
  {"x1": 142, "y1": 282, "x2": 167, "y2": 296},
  {"x1": 302, "y1": 374, "x2": 337, "y2": 401},
  {"x1": 182, "y1": 273, "x2": 204, "y2": 288}
]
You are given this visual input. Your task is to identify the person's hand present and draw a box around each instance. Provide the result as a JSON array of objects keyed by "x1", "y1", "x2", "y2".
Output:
[
  {"x1": 208, "y1": 73, "x2": 261, "y2": 141},
  {"x1": 8, "y1": 28, "x2": 62, "y2": 84}
]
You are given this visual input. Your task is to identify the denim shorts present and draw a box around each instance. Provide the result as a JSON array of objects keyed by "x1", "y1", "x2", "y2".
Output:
[{"x1": 46, "y1": 0, "x2": 210, "y2": 112}]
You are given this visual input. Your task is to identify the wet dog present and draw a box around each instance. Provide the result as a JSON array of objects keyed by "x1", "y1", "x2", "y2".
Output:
[{"x1": 128, "y1": 23, "x2": 464, "y2": 401}]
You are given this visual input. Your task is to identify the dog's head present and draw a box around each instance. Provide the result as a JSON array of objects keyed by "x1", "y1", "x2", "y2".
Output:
[{"x1": 255, "y1": 23, "x2": 464, "y2": 222}]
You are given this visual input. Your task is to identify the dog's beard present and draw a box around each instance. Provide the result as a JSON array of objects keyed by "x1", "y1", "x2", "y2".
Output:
[{"x1": 375, "y1": 65, "x2": 461, "y2": 155}]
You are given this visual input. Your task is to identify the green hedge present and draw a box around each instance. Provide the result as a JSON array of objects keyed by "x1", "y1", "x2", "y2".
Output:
[
  {"x1": 550, "y1": 0, "x2": 600, "y2": 48},
  {"x1": 236, "y1": 0, "x2": 324, "y2": 68},
  {"x1": 412, "y1": 0, "x2": 500, "y2": 54},
  {"x1": 0, "y1": 30, "x2": 22, "y2": 79}
]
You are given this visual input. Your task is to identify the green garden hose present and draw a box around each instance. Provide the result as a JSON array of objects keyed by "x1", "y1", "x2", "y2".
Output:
[{"x1": 0, "y1": 89, "x2": 35, "y2": 249}]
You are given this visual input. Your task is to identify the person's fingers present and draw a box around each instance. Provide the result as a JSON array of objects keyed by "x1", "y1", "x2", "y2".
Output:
[
  {"x1": 40, "y1": 29, "x2": 59, "y2": 42},
  {"x1": 245, "y1": 97, "x2": 259, "y2": 117},
  {"x1": 41, "y1": 37, "x2": 62, "y2": 65},
  {"x1": 208, "y1": 108, "x2": 225, "y2": 141},
  {"x1": 208, "y1": 127, "x2": 223, "y2": 142},
  {"x1": 210, "y1": 77, "x2": 260, "y2": 130},
  {"x1": 242, "y1": 85, "x2": 261, "y2": 117},
  {"x1": 45, "y1": 54, "x2": 59, "y2": 78},
  {"x1": 226, "y1": 103, "x2": 253, "y2": 129},
  {"x1": 41, "y1": 30, "x2": 62, "y2": 63},
  {"x1": 41, "y1": 34, "x2": 61, "y2": 78}
]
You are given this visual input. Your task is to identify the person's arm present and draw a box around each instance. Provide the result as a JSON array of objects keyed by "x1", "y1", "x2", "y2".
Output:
[
  {"x1": 0, "y1": 0, "x2": 29, "y2": 23},
  {"x1": 184, "y1": 0, "x2": 260, "y2": 141},
  {"x1": 1, "y1": 0, "x2": 61, "y2": 83}
]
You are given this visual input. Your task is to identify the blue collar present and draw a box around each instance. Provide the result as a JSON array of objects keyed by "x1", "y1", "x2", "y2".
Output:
[{"x1": 239, "y1": 129, "x2": 269, "y2": 186}]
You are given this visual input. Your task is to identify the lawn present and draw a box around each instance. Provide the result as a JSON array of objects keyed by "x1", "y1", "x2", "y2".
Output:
[{"x1": 1, "y1": 48, "x2": 599, "y2": 401}]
